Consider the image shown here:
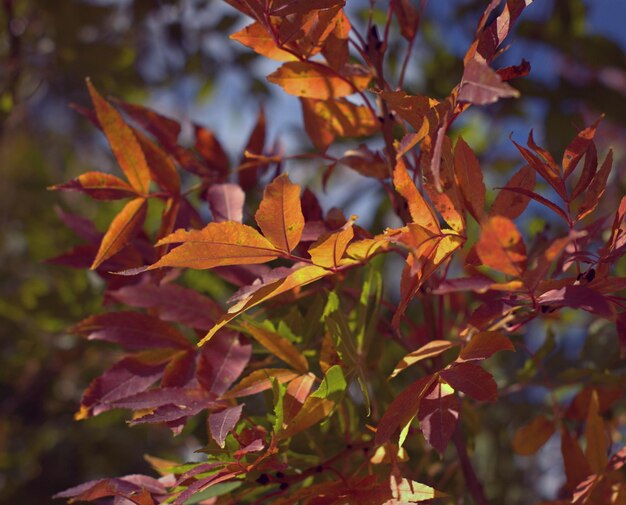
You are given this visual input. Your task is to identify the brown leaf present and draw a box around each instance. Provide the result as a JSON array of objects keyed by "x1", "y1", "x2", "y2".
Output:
[
  {"x1": 223, "y1": 368, "x2": 300, "y2": 398},
  {"x1": 577, "y1": 149, "x2": 613, "y2": 221},
  {"x1": 490, "y1": 165, "x2": 536, "y2": 219},
  {"x1": 563, "y1": 117, "x2": 603, "y2": 179},
  {"x1": 308, "y1": 217, "x2": 355, "y2": 268},
  {"x1": 194, "y1": 125, "x2": 230, "y2": 176},
  {"x1": 255, "y1": 173, "x2": 304, "y2": 253},
  {"x1": 585, "y1": 390, "x2": 609, "y2": 473},
  {"x1": 393, "y1": 159, "x2": 439, "y2": 232}
]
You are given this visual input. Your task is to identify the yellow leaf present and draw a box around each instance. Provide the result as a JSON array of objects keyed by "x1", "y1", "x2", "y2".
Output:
[{"x1": 255, "y1": 173, "x2": 304, "y2": 253}]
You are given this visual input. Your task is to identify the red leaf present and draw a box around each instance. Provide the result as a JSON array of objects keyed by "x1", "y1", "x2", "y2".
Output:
[
  {"x1": 418, "y1": 381, "x2": 460, "y2": 455},
  {"x1": 458, "y1": 59, "x2": 519, "y2": 106},
  {"x1": 563, "y1": 117, "x2": 603, "y2": 179},
  {"x1": 375, "y1": 374, "x2": 435, "y2": 446},
  {"x1": 72, "y1": 312, "x2": 192, "y2": 351},
  {"x1": 239, "y1": 107, "x2": 266, "y2": 190},
  {"x1": 495, "y1": 185, "x2": 569, "y2": 223},
  {"x1": 194, "y1": 125, "x2": 230, "y2": 176},
  {"x1": 134, "y1": 129, "x2": 181, "y2": 195},
  {"x1": 458, "y1": 331, "x2": 515, "y2": 362},
  {"x1": 197, "y1": 331, "x2": 252, "y2": 396},
  {"x1": 209, "y1": 404, "x2": 244, "y2": 448},
  {"x1": 476, "y1": 215, "x2": 526, "y2": 277},
  {"x1": 537, "y1": 285, "x2": 615, "y2": 319},
  {"x1": 576, "y1": 149, "x2": 613, "y2": 221},
  {"x1": 439, "y1": 363, "x2": 498, "y2": 402},
  {"x1": 512, "y1": 135, "x2": 566, "y2": 199}
]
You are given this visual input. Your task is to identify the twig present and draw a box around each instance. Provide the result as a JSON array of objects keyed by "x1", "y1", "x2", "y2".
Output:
[{"x1": 452, "y1": 425, "x2": 492, "y2": 505}]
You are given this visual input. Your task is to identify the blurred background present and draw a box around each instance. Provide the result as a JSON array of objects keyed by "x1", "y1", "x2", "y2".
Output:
[{"x1": 1, "y1": 0, "x2": 625, "y2": 503}]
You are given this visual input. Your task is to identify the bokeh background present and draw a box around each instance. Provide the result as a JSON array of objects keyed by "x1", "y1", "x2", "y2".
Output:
[{"x1": 1, "y1": 0, "x2": 625, "y2": 503}]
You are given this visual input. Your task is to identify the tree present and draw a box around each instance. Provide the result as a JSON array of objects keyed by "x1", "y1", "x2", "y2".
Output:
[{"x1": 50, "y1": 1, "x2": 625, "y2": 504}]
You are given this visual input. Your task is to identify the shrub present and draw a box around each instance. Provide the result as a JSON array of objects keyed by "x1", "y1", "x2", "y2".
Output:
[{"x1": 52, "y1": 1, "x2": 625, "y2": 504}]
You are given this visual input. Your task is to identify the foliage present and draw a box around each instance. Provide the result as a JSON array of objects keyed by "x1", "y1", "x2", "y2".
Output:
[{"x1": 46, "y1": 1, "x2": 625, "y2": 504}]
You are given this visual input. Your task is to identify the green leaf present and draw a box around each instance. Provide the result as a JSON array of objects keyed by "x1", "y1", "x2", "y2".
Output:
[{"x1": 312, "y1": 365, "x2": 347, "y2": 402}]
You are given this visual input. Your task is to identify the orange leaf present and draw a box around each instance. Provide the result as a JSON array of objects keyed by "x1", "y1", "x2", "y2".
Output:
[
  {"x1": 476, "y1": 215, "x2": 526, "y2": 277},
  {"x1": 52, "y1": 171, "x2": 138, "y2": 201},
  {"x1": 267, "y1": 61, "x2": 371, "y2": 99},
  {"x1": 230, "y1": 21, "x2": 298, "y2": 62},
  {"x1": 390, "y1": 340, "x2": 456, "y2": 379},
  {"x1": 321, "y1": 9, "x2": 350, "y2": 69},
  {"x1": 223, "y1": 368, "x2": 300, "y2": 399},
  {"x1": 454, "y1": 137, "x2": 485, "y2": 221},
  {"x1": 308, "y1": 218, "x2": 355, "y2": 268},
  {"x1": 241, "y1": 322, "x2": 309, "y2": 373},
  {"x1": 585, "y1": 390, "x2": 609, "y2": 473},
  {"x1": 512, "y1": 415, "x2": 555, "y2": 455},
  {"x1": 458, "y1": 331, "x2": 514, "y2": 362},
  {"x1": 301, "y1": 98, "x2": 378, "y2": 151},
  {"x1": 86, "y1": 80, "x2": 151, "y2": 193},
  {"x1": 561, "y1": 427, "x2": 592, "y2": 492},
  {"x1": 393, "y1": 159, "x2": 439, "y2": 232},
  {"x1": 279, "y1": 395, "x2": 334, "y2": 440},
  {"x1": 91, "y1": 197, "x2": 147, "y2": 269},
  {"x1": 379, "y1": 90, "x2": 440, "y2": 132},
  {"x1": 145, "y1": 222, "x2": 280, "y2": 271},
  {"x1": 255, "y1": 173, "x2": 304, "y2": 253},
  {"x1": 201, "y1": 265, "x2": 331, "y2": 345}
]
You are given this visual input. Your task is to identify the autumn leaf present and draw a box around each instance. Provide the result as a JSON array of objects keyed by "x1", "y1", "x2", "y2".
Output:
[
  {"x1": 308, "y1": 217, "x2": 355, "y2": 268},
  {"x1": 562, "y1": 117, "x2": 602, "y2": 179},
  {"x1": 267, "y1": 61, "x2": 371, "y2": 99},
  {"x1": 255, "y1": 173, "x2": 304, "y2": 253},
  {"x1": 476, "y1": 215, "x2": 526, "y2": 276},
  {"x1": 577, "y1": 149, "x2": 613, "y2": 221},
  {"x1": 201, "y1": 265, "x2": 331, "y2": 345},
  {"x1": 139, "y1": 222, "x2": 280, "y2": 271},
  {"x1": 240, "y1": 321, "x2": 309, "y2": 373},
  {"x1": 86, "y1": 80, "x2": 151, "y2": 194},
  {"x1": 133, "y1": 129, "x2": 181, "y2": 195},
  {"x1": 223, "y1": 368, "x2": 300, "y2": 398},
  {"x1": 393, "y1": 159, "x2": 439, "y2": 231},
  {"x1": 585, "y1": 390, "x2": 609, "y2": 473},
  {"x1": 230, "y1": 21, "x2": 298, "y2": 62},
  {"x1": 209, "y1": 404, "x2": 243, "y2": 448},
  {"x1": 418, "y1": 381, "x2": 460, "y2": 455},
  {"x1": 390, "y1": 340, "x2": 456, "y2": 379},
  {"x1": 458, "y1": 332, "x2": 515, "y2": 362},
  {"x1": 458, "y1": 59, "x2": 520, "y2": 105},
  {"x1": 194, "y1": 125, "x2": 230, "y2": 176},
  {"x1": 439, "y1": 363, "x2": 497, "y2": 402},
  {"x1": 52, "y1": 172, "x2": 138, "y2": 201},
  {"x1": 91, "y1": 197, "x2": 147, "y2": 269},
  {"x1": 490, "y1": 165, "x2": 536, "y2": 219},
  {"x1": 454, "y1": 137, "x2": 485, "y2": 221},
  {"x1": 207, "y1": 183, "x2": 245, "y2": 224},
  {"x1": 279, "y1": 395, "x2": 334, "y2": 439},
  {"x1": 512, "y1": 415, "x2": 555, "y2": 455}
]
